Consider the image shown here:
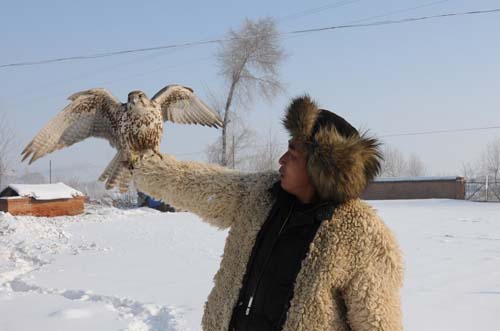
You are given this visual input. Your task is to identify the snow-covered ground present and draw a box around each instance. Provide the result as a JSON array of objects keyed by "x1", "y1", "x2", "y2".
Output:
[{"x1": 0, "y1": 199, "x2": 499, "y2": 330}]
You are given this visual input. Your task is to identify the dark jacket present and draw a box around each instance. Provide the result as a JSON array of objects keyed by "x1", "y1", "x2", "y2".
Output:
[{"x1": 229, "y1": 182, "x2": 337, "y2": 331}]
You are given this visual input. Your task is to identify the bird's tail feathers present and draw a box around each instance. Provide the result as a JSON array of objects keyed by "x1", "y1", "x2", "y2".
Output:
[
  {"x1": 100, "y1": 152, "x2": 133, "y2": 193},
  {"x1": 99, "y1": 153, "x2": 122, "y2": 182}
]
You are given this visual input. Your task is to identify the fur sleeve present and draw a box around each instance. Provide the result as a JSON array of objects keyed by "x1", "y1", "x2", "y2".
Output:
[
  {"x1": 342, "y1": 226, "x2": 404, "y2": 331},
  {"x1": 132, "y1": 152, "x2": 273, "y2": 229}
]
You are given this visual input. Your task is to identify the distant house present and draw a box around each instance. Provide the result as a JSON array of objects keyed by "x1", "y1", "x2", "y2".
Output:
[
  {"x1": 362, "y1": 176, "x2": 465, "y2": 200},
  {"x1": 0, "y1": 183, "x2": 86, "y2": 217}
]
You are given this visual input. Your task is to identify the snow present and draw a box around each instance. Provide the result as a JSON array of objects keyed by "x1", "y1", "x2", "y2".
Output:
[
  {"x1": 5, "y1": 183, "x2": 84, "y2": 200},
  {"x1": 1, "y1": 200, "x2": 499, "y2": 330}
]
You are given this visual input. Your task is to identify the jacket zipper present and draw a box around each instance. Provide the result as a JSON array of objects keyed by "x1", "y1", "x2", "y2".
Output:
[{"x1": 245, "y1": 203, "x2": 295, "y2": 316}]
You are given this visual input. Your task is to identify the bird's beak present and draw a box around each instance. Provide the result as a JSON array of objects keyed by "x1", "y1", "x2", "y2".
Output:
[{"x1": 128, "y1": 96, "x2": 138, "y2": 105}]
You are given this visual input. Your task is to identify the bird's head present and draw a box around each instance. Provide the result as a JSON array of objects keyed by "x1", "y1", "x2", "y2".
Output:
[{"x1": 127, "y1": 91, "x2": 150, "y2": 109}]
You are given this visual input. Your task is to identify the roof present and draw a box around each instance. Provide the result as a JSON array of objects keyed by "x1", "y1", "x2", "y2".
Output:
[{"x1": 1, "y1": 182, "x2": 84, "y2": 200}]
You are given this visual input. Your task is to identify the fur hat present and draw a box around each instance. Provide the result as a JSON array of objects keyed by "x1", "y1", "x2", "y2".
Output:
[{"x1": 282, "y1": 95, "x2": 382, "y2": 203}]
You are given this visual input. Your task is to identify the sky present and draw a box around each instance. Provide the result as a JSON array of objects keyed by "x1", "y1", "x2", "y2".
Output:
[{"x1": 1, "y1": 0, "x2": 499, "y2": 180}]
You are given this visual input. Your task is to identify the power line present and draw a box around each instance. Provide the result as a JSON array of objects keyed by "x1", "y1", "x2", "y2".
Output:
[
  {"x1": 279, "y1": 0, "x2": 362, "y2": 22},
  {"x1": 279, "y1": 0, "x2": 452, "y2": 25},
  {"x1": 0, "y1": 55, "x2": 213, "y2": 109},
  {"x1": 174, "y1": 125, "x2": 500, "y2": 157},
  {"x1": 1, "y1": 0, "x2": 443, "y2": 95},
  {"x1": 380, "y1": 125, "x2": 500, "y2": 138},
  {"x1": 345, "y1": 0, "x2": 452, "y2": 25},
  {"x1": 2, "y1": 8, "x2": 499, "y2": 69},
  {"x1": 0, "y1": 40, "x2": 219, "y2": 69},
  {"x1": 288, "y1": 8, "x2": 500, "y2": 34},
  {"x1": 2, "y1": 0, "x2": 453, "y2": 99},
  {"x1": 2, "y1": 1, "x2": 357, "y2": 98},
  {"x1": 0, "y1": 46, "x2": 187, "y2": 101},
  {"x1": 276, "y1": 0, "x2": 456, "y2": 52}
]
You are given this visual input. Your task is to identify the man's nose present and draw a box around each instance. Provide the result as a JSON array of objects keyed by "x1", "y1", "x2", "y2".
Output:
[{"x1": 279, "y1": 152, "x2": 287, "y2": 165}]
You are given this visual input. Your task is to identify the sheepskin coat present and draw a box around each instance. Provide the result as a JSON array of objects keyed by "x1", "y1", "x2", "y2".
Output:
[{"x1": 133, "y1": 154, "x2": 404, "y2": 331}]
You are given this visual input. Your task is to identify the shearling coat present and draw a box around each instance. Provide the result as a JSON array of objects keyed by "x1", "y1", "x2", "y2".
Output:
[{"x1": 133, "y1": 154, "x2": 404, "y2": 331}]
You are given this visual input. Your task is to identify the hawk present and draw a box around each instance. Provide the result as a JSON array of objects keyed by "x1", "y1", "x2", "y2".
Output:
[{"x1": 21, "y1": 84, "x2": 223, "y2": 192}]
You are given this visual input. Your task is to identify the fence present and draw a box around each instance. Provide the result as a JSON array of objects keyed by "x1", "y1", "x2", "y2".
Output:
[{"x1": 465, "y1": 177, "x2": 500, "y2": 202}]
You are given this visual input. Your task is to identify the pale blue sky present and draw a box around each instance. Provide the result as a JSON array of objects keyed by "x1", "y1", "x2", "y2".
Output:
[{"x1": 1, "y1": 0, "x2": 499, "y2": 179}]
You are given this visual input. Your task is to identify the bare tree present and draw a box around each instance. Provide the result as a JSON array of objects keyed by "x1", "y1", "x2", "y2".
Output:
[
  {"x1": 216, "y1": 17, "x2": 286, "y2": 166},
  {"x1": 245, "y1": 126, "x2": 283, "y2": 172},
  {"x1": 54, "y1": 175, "x2": 84, "y2": 192},
  {"x1": 16, "y1": 171, "x2": 48, "y2": 184},
  {"x1": 461, "y1": 161, "x2": 479, "y2": 181},
  {"x1": 406, "y1": 153, "x2": 426, "y2": 177},
  {"x1": 481, "y1": 138, "x2": 500, "y2": 182},
  {"x1": 206, "y1": 112, "x2": 255, "y2": 169},
  {"x1": 0, "y1": 113, "x2": 15, "y2": 190},
  {"x1": 460, "y1": 138, "x2": 500, "y2": 182},
  {"x1": 461, "y1": 138, "x2": 500, "y2": 201},
  {"x1": 379, "y1": 146, "x2": 407, "y2": 178}
]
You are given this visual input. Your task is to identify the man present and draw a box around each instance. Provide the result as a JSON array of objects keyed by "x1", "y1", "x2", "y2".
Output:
[{"x1": 133, "y1": 95, "x2": 403, "y2": 331}]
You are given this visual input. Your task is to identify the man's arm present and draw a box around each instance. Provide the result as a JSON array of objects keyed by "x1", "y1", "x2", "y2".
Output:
[
  {"x1": 133, "y1": 153, "x2": 274, "y2": 229},
  {"x1": 342, "y1": 246, "x2": 404, "y2": 331}
]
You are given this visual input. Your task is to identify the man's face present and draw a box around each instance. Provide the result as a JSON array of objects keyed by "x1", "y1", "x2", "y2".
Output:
[{"x1": 278, "y1": 139, "x2": 314, "y2": 197}]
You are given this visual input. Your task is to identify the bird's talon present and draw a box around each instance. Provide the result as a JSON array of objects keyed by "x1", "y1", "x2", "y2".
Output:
[
  {"x1": 154, "y1": 151, "x2": 164, "y2": 160},
  {"x1": 128, "y1": 154, "x2": 140, "y2": 170}
]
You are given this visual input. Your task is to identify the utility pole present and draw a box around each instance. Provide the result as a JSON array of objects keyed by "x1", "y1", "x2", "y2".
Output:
[
  {"x1": 485, "y1": 175, "x2": 489, "y2": 202},
  {"x1": 232, "y1": 135, "x2": 235, "y2": 169}
]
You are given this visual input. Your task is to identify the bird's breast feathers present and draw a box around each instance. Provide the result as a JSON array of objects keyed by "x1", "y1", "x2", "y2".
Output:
[{"x1": 119, "y1": 108, "x2": 163, "y2": 151}]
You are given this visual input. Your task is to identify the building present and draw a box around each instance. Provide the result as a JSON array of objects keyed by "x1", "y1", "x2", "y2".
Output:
[
  {"x1": 362, "y1": 176, "x2": 465, "y2": 200},
  {"x1": 0, "y1": 183, "x2": 86, "y2": 217}
]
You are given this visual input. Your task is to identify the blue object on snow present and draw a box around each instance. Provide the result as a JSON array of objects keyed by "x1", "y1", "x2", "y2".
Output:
[{"x1": 145, "y1": 196, "x2": 162, "y2": 208}]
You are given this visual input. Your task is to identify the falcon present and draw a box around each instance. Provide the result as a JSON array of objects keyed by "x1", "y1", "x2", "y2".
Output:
[{"x1": 21, "y1": 85, "x2": 223, "y2": 192}]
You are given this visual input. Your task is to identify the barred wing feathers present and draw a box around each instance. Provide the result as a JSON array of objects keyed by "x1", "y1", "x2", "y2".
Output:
[
  {"x1": 21, "y1": 89, "x2": 123, "y2": 164},
  {"x1": 152, "y1": 85, "x2": 223, "y2": 128}
]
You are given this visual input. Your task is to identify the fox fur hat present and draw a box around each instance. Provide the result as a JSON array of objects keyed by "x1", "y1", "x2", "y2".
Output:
[{"x1": 282, "y1": 95, "x2": 382, "y2": 203}]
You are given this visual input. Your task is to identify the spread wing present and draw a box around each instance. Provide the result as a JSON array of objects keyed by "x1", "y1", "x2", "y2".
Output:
[
  {"x1": 152, "y1": 85, "x2": 223, "y2": 128},
  {"x1": 21, "y1": 88, "x2": 124, "y2": 164}
]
